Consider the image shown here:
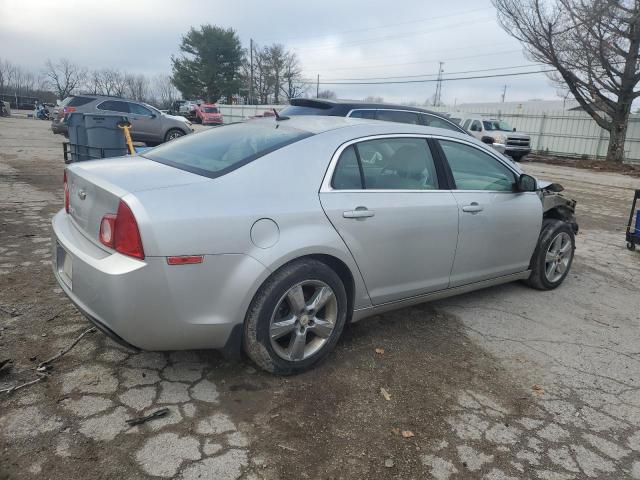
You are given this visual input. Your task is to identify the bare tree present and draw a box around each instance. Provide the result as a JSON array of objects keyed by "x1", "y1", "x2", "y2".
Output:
[
  {"x1": 153, "y1": 74, "x2": 181, "y2": 109},
  {"x1": 44, "y1": 58, "x2": 86, "y2": 99},
  {"x1": 280, "y1": 52, "x2": 306, "y2": 100},
  {"x1": 492, "y1": 0, "x2": 640, "y2": 162},
  {"x1": 125, "y1": 73, "x2": 149, "y2": 102}
]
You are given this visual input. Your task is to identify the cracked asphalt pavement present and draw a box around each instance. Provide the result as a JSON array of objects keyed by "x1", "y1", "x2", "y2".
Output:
[{"x1": 1, "y1": 116, "x2": 639, "y2": 479}]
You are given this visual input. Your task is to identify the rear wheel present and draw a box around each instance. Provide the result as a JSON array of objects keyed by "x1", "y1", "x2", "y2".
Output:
[
  {"x1": 164, "y1": 128, "x2": 185, "y2": 142},
  {"x1": 525, "y1": 219, "x2": 575, "y2": 290},
  {"x1": 243, "y1": 259, "x2": 348, "y2": 375}
]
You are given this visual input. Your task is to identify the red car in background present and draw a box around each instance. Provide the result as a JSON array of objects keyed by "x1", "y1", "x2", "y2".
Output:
[{"x1": 196, "y1": 103, "x2": 223, "y2": 125}]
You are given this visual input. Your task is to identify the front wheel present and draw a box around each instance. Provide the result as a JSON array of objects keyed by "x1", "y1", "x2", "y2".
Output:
[
  {"x1": 243, "y1": 259, "x2": 348, "y2": 375},
  {"x1": 525, "y1": 219, "x2": 575, "y2": 290},
  {"x1": 164, "y1": 128, "x2": 185, "y2": 142}
]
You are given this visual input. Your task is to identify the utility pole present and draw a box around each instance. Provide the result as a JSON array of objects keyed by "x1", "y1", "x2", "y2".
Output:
[
  {"x1": 501, "y1": 84, "x2": 507, "y2": 103},
  {"x1": 433, "y1": 61, "x2": 444, "y2": 107},
  {"x1": 316, "y1": 74, "x2": 320, "y2": 98},
  {"x1": 249, "y1": 38, "x2": 254, "y2": 105}
]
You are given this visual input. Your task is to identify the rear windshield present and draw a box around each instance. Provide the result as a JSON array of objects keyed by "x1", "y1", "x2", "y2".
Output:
[
  {"x1": 202, "y1": 107, "x2": 219, "y2": 113},
  {"x1": 68, "y1": 96, "x2": 95, "y2": 107},
  {"x1": 280, "y1": 106, "x2": 332, "y2": 116},
  {"x1": 142, "y1": 121, "x2": 313, "y2": 178}
]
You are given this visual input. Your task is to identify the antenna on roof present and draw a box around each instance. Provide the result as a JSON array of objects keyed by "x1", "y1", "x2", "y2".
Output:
[{"x1": 273, "y1": 108, "x2": 289, "y2": 121}]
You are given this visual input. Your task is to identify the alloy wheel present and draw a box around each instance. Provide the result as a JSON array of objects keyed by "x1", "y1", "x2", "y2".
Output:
[
  {"x1": 544, "y1": 232, "x2": 572, "y2": 283},
  {"x1": 269, "y1": 280, "x2": 338, "y2": 362}
]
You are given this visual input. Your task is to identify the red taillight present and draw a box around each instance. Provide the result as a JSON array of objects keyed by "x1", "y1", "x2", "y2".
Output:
[
  {"x1": 99, "y1": 201, "x2": 145, "y2": 260},
  {"x1": 63, "y1": 106, "x2": 76, "y2": 113},
  {"x1": 63, "y1": 170, "x2": 69, "y2": 213}
]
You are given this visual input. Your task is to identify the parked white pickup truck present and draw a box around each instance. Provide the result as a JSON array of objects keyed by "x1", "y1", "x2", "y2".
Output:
[{"x1": 461, "y1": 116, "x2": 531, "y2": 161}]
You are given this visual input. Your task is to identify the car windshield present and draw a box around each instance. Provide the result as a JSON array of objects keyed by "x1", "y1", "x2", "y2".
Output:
[
  {"x1": 142, "y1": 121, "x2": 313, "y2": 178},
  {"x1": 483, "y1": 120, "x2": 512, "y2": 131},
  {"x1": 202, "y1": 107, "x2": 218, "y2": 113}
]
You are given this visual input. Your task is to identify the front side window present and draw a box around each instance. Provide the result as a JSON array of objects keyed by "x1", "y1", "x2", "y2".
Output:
[
  {"x1": 439, "y1": 140, "x2": 516, "y2": 191},
  {"x1": 332, "y1": 137, "x2": 439, "y2": 190},
  {"x1": 143, "y1": 121, "x2": 313, "y2": 178},
  {"x1": 349, "y1": 110, "x2": 376, "y2": 119},
  {"x1": 376, "y1": 110, "x2": 420, "y2": 125},
  {"x1": 129, "y1": 103, "x2": 153, "y2": 116},
  {"x1": 97, "y1": 100, "x2": 130, "y2": 113}
]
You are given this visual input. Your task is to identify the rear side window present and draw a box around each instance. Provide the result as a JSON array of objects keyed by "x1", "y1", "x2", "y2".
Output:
[
  {"x1": 68, "y1": 96, "x2": 94, "y2": 107},
  {"x1": 142, "y1": 121, "x2": 313, "y2": 178},
  {"x1": 348, "y1": 110, "x2": 376, "y2": 119},
  {"x1": 332, "y1": 138, "x2": 439, "y2": 190},
  {"x1": 376, "y1": 110, "x2": 420, "y2": 125},
  {"x1": 421, "y1": 114, "x2": 461, "y2": 132},
  {"x1": 463, "y1": 119, "x2": 471, "y2": 129},
  {"x1": 97, "y1": 100, "x2": 130, "y2": 113}
]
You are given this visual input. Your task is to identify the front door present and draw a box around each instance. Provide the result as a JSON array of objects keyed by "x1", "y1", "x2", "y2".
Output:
[
  {"x1": 436, "y1": 139, "x2": 542, "y2": 287},
  {"x1": 127, "y1": 102, "x2": 156, "y2": 141},
  {"x1": 320, "y1": 136, "x2": 459, "y2": 305}
]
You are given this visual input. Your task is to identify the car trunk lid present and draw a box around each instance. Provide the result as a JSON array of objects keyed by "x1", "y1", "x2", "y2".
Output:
[{"x1": 66, "y1": 156, "x2": 209, "y2": 243}]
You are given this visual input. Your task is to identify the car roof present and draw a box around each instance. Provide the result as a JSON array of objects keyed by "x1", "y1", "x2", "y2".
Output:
[
  {"x1": 288, "y1": 97, "x2": 447, "y2": 116},
  {"x1": 251, "y1": 115, "x2": 473, "y2": 140}
]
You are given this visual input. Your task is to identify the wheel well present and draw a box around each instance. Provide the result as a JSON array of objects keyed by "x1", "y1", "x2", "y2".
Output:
[
  {"x1": 307, "y1": 254, "x2": 356, "y2": 322},
  {"x1": 543, "y1": 206, "x2": 578, "y2": 233}
]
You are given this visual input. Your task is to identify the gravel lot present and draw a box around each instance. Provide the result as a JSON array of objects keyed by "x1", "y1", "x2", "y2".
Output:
[{"x1": 1, "y1": 116, "x2": 639, "y2": 480}]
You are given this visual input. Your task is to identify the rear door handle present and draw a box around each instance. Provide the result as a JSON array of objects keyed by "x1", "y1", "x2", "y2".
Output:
[
  {"x1": 462, "y1": 202, "x2": 483, "y2": 213},
  {"x1": 343, "y1": 208, "x2": 375, "y2": 219}
]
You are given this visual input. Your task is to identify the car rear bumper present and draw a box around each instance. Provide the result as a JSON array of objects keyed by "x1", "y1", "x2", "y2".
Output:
[
  {"x1": 51, "y1": 120, "x2": 68, "y2": 135},
  {"x1": 51, "y1": 209, "x2": 270, "y2": 351}
]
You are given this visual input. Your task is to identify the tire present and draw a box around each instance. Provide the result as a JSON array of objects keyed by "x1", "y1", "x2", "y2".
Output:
[
  {"x1": 243, "y1": 258, "x2": 348, "y2": 375},
  {"x1": 525, "y1": 219, "x2": 575, "y2": 290},
  {"x1": 628, "y1": 241, "x2": 636, "y2": 251},
  {"x1": 164, "y1": 128, "x2": 185, "y2": 142}
]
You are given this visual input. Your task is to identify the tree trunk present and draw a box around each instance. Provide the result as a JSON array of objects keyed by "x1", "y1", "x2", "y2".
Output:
[{"x1": 606, "y1": 105, "x2": 631, "y2": 163}]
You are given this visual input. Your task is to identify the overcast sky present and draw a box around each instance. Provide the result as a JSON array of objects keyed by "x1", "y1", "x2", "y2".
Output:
[{"x1": 0, "y1": 0, "x2": 562, "y2": 104}]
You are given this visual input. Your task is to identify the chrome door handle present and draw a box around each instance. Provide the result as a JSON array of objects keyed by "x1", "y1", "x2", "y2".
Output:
[
  {"x1": 343, "y1": 208, "x2": 375, "y2": 219},
  {"x1": 462, "y1": 202, "x2": 483, "y2": 213}
]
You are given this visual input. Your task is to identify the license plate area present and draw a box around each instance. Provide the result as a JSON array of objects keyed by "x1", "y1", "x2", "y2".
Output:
[{"x1": 56, "y1": 244, "x2": 73, "y2": 289}]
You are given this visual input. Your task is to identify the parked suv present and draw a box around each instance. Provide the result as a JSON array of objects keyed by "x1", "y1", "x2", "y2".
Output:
[
  {"x1": 461, "y1": 116, "x2": 531, "y2": 161},
  {"x1": 280, "y1": 98, "x2": 468, "y2": 135},
  {"x1": 51, "y1": 95, "x2": 194, "y2": 145},
  {"x1": 195, "y1": 103, "x2": 223, "y2": 125}
]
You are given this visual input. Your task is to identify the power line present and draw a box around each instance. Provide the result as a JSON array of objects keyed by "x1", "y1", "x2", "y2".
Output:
[
  {"x1": 305, "y1": 69, "x2": 555, "y2": 85},
  {"x1": 257, "y1": 7, "x2": 488, "y2": 43},
  {"x1": 289, "y1": 16, "x2": 495, "y2": 53},
  {"x1": 309, "y1": 63, "x2": 546, "y2": 82},
  {"x1": 301, "y1": 50, "x2": 524, "y2": 72}
]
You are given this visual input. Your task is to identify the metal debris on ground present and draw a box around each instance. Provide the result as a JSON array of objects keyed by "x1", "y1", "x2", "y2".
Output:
[
  {"x1": 125, "y1": 407, "x2": 170, "y2": 426},
  {"x1": 0, "y1": 326, "x2": 96, "y2": 395}
]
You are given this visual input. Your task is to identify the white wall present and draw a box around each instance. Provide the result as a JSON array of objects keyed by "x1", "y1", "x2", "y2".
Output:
[{"x1": 218, "y1": 104, "x2": 640, "y2": 163}]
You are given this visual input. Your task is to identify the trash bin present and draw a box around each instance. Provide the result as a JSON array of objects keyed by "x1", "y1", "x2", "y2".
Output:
[
  {"x1": 66, "y1": 113, "x2": 88, "y2": 162},
  {"x1": 83, "y1": 114, "x2": 129, "y2": 160}
]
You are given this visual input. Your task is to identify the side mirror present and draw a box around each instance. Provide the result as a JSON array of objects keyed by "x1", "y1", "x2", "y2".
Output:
[
  {"x1": 517, "y1": 174, "x2": 537, "y2": 192},
  {"x1": 512, "y1": 127, "x2": 516, "y2": 131},
  {"x1": 150, "y1": 113, "x2": 156, "y2": 118}
]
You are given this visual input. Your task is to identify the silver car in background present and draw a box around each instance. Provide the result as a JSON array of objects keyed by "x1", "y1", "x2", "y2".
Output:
[{"x1": 51, "y1": 117, "x2": 577, "y2": 374}]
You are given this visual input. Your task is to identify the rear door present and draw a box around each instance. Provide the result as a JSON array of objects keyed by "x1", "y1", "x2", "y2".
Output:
[
  {"x1": 320, "y1": 135, "x2": 459, "y2": 305},
  {"x1": 436, "y1": 139, "x2": 541, "y2": 286}
]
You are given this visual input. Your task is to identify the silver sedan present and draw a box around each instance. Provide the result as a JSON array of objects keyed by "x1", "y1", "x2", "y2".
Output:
[{"x1": 51, "y1": 116, "x2": 577, "y2": 374}]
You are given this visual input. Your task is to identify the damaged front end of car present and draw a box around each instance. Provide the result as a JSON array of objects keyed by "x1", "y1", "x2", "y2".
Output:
[{"x1": 538, "y1": 182, "x2": 579, "y2": 234}]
